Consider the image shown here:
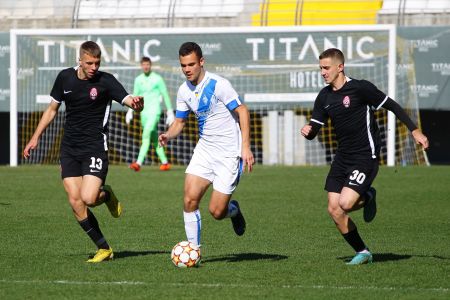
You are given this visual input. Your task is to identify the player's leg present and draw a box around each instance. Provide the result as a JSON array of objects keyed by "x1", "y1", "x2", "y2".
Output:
[
  {"x1": 208, "y1": 191, "x2": 232, "y2": 220},
  {"x1": 148, "y1": 113, "x2": 170, "y2": 170},
  {"x1": 328, "y1": 191, "x2": 372, "y2": 265},
  {"x1": 325, "y1": 158, "x2": 372, "y2": 264},
  {"x1": 81, "y1": 152, "x2": 121, "y2": 218},
  {"x1": 130, "y1": 113, "x2": 149, "y2": 171},
  {"x1": 81, "y1": 175, "x2": 114, "y2": 262},
  {"x1": 63, "y1": 176, "x2": 112, "y2": 262},
  {"x1": 63, "y1": 176, "x2": 87, "y2": 221},
  {"x1": 183, "y1": 174, "x2": 210, "y2": 246},
  {"x1": 81, "y1": 153, "x2": 114, "y2": 262},
  {"x1": 342, "y1": 159, "x2": 379, "y2": 222},
  {"x1": 209, "y1": 157, "x2": 246, "y2": 235}
]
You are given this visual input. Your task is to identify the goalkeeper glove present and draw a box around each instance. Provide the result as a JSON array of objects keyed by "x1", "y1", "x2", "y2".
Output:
[
  {"x1": 125, "y1": 108, "x2": 133, "y2": 125},
  {"x1": 166, "y1": 110, "x2": 175, "y2": 126}
]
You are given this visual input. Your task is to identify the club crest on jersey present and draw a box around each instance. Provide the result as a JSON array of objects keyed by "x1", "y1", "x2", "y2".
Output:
[
  {"x1": 89, "y1": 87, "x2": 98, "y2": 100},
  {"x1": 343, "y1": 96, "x2": 350, "y2": 108}
]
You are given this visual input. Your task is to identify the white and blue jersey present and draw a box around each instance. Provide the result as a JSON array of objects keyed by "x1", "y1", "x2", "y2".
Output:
[{"x1": 176, "y1": 71, "x2": 243, "y2": 157}]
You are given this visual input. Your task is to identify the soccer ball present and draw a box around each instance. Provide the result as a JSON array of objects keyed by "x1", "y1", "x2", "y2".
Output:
[{"x1": 171, "y1": 241, "x2": 201, "y2": 268}]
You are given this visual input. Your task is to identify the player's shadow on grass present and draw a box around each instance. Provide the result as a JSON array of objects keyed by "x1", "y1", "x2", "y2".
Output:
[
  {"x1": 338, "y1": 252, "x2": 450, "y2": 263},
  {"x1": 203, "y1": 252, "x2": 288, "y2": 264},
  {"x1": 338, "y1": 252, "x2": 412, "y2": 263},
  {"x1": 0, "y1": 202, "x2": 11, "y2": 206},
  {"x1": 114, "y1": 250, "x2": 170, "y2": 259}
]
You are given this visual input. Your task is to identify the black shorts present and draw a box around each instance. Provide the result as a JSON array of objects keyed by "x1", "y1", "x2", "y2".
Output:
[
  {"x1": 325, "y1": 156, "x2": 379, "y2": 195},
  {"x1": 60, "y1": 150, "x2": 109, "y2": 183}
]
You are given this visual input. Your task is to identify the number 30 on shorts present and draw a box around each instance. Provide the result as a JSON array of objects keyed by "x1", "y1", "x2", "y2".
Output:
[
  {"x1": 349, "y1": 170, "x2": 366, "y2": 184},
  {"x1": 89, "y1": 157, "x2": 103, "y2": 170}
]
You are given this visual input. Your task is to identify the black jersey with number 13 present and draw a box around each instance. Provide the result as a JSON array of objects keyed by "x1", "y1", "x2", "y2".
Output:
[{"x1": 50, "y1": 67, "x2": 129, "y2": 156}]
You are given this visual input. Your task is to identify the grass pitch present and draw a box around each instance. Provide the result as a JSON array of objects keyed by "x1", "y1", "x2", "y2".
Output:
[{"x1": 0, "y1": 165, "x2": 449, "y2": 299}]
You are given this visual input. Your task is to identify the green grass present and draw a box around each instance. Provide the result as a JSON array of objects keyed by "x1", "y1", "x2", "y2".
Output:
[{"x1": 0, "y1": 165, "x2": 449, "y2": 299}]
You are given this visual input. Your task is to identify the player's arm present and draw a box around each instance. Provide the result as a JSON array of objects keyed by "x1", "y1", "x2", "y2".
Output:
[
  {"x1": 158, "y1": 77, "x2": 175, "y2": 125},
  {"x1": 126, "y1": 77, "x2": 141, "y2": 124},
  {"x1": 160, "y1": 89, "x2": 190, "y2": 146},
  {"x1": 234, "y1": 104, "x2": 254, "y2": 172},
  {"x1": 23, "y1": 100, "x2": 60, "y2": 158},
  {"x1": 301, "y1": 94, "x2": 326, "y2": 140},
  {"x1": 158, "y1": 117, "x2": 186, "y2": 147},
  {"x1": 107, "y1": 73, "x2": 144, "y2": 113},
  {"x1": 301, "y1": 121, "x2": 323, "y2": 140},
  {"x1": 123, "y1": 95, "x2": 144, "y2": 112},
  {"x1": 158, "y1": 78, "x2": 173, "y2": 111},
  {"x1": 382, "y1": 98, "x2": 429, "y2": 149}
]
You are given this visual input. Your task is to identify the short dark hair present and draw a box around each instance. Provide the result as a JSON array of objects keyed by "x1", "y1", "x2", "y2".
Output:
[
  {"x1": 179, "y1": 42, "x2": 203, "y2": 58},
  {"x1": 319, "y1": 48, "x2": 345, "y2": 64},
  {"x1": 80, "y1": 41, "x2": 101, "y2": 58},
  {"x1": 141, "y1": 56, "x2": 151, "y2": 63}
]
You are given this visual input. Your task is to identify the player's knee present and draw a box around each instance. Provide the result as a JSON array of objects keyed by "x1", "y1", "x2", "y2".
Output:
[
  {"x1": 80, "y1": 193, "x2": 97, "y2": 207},
  {"x1": 338, "y1": 200, "x2": 353, "y2": 212},
  {"x1": 184, "y1": 196, "x2": 200, "y2": 211},
  {"x1": 209, "y1": 208, "x2": 227, "y2": 220},
  {"x1": 68, "y1": 196, "x2": 82, "y2": 209},
  {"x1": 209, "y1": 206, "x2": 227, "y2": 220},
  {"x1": 328, "y1": 204, "x2": 343, "y2": 219}
]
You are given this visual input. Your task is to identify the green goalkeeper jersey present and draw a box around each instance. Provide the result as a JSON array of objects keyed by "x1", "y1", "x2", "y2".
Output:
[{"x1": 133, "y1": 72, "x2": 172, "y2": 115}]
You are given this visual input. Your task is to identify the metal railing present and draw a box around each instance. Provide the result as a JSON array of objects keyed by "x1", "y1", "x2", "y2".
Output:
[{"x1": 0, "y1": 0, "x2": 449, "y2": 31}]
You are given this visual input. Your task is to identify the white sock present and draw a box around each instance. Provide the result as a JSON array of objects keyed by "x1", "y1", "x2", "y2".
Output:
[
  {"x1": 225, "y1": 201, "x2": 239, "y2": 218},
  {"x1": 183, "y1": 210, "x2": 201, "y2": 246}
]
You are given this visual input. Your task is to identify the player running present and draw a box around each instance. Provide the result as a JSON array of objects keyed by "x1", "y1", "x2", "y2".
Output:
[
  {"x1": 159, "y1": 42, "x2": 254, "y2": 247},
  {"x1": 301, "y1": 48, "x2": 429, "y2": 265},
  {"x1": 126, "y1": 56, "x2": 174, "y2": 171},
  {"x1": 23, "y1": 41, "x2": 144, "y2": 263}
]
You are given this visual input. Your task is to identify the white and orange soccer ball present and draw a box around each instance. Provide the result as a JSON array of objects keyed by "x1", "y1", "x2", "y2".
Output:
[{"x1": 171, "y1": 241, "x2": 201, "y2": 268}]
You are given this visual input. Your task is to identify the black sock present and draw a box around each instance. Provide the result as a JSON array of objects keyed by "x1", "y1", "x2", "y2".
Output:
[
  {"x1": 87, "y1": 209, "x2": 101, "y2": 233},
  {"x1": 79, "y1": 210, "x2": 110, "y2": 250},
  {"x1": 342, "y1": 228, "x2": 367, "y2": 252}
]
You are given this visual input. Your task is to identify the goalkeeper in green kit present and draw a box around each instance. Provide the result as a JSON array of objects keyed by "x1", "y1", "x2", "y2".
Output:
[{"x1": 127, "y1": 57, "x2": 174, "y2": 171}]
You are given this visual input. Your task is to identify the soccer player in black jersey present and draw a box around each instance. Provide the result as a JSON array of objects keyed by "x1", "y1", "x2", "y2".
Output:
[
  {"x1": 23, "y1": 41, "x2": 144, "y2": 263},
  {"x1": 301, "y1": 48, "x2": 429, "y2": 265}
]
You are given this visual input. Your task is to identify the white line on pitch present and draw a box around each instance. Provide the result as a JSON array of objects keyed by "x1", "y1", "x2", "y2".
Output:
[{"x1": 0, "y1": 279, "x2": 448, "y2": 293}]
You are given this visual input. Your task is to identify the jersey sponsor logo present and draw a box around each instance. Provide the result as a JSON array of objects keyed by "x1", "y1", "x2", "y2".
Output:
[
  {"x1": 349, "y1": 182, "x2": 359, "y2": 186},
  {"x1": 343, "y1": 96, "x2": 350, "y2": 108},
  {"x1": 89, "y1": 87, "x2": 98, "y2": 100},
  {"x1": 90, "y1": 169, "x2": 100, "y2": 173},
  {"x1": 63, "y1": 90, "x2": 72, "y2": 94},
  {"x1": 201, "y1": 95, "x2": 209, "y2": 105}
]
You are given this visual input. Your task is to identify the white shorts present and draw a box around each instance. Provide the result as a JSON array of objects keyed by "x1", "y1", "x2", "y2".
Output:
[{"x1": 185, "y1": 146, "x2": 243, "y2": 195}]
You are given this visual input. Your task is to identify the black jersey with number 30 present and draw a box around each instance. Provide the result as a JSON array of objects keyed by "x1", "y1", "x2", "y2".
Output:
[
  {"x1": 310, "y1": 78, "x2": 388, "y2": 160},
  {"x1": 50, "y1": 67, "x2": 129, "y2": 156}
]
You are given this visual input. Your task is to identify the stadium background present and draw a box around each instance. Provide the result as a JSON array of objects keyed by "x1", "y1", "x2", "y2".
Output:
[
  {"x1": 0, "y1": 2, "x2": 449, "y2": 299},
  {"x1": 0, "y1": 0, "x2": 449, "y2": 166}
]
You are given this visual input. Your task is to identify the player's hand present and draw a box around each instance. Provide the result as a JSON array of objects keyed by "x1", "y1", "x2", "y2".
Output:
[
  {"x1": 131, "y1": 96, "x2": 144, "y2": 112},
  {"x1": 300, "y1": 124, "x2": 312, "y2": 137},
  {"x1": 166, "y1": 110, "x2": 175, "y2": 126},
  {"x1": 158, "y1": 133, "x2": 170, "y2": 147},
  {"x1": 23, "y1": 138, "x2": 38, "y2": 159},
  {"x1": 241, "y1": 147, "x2": 254, "y2": 172},
  {"x1": 125, "y1": 108, "x2": 133, "y2": 125},
  {"x1": 412, "y1": 129, "x2": 429, "y2": 150}
]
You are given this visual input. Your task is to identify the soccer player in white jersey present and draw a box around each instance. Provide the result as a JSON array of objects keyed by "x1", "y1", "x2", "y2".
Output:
[{"x1": 159, "y1": 42, "x2": 254, "y2": 247}]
